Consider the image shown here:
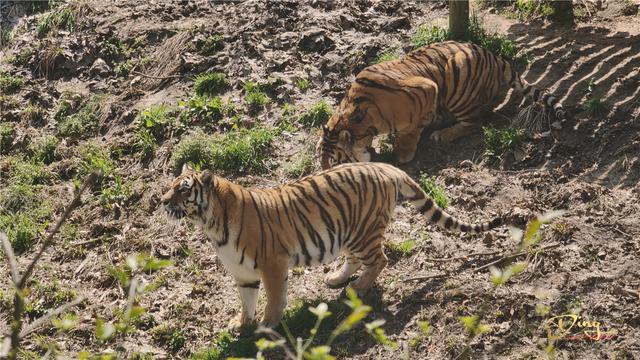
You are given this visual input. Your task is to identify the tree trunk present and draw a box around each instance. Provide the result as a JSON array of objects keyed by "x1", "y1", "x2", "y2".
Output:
[{"x1": 449, "y1": 0, "x2": 469, "y2": 40}]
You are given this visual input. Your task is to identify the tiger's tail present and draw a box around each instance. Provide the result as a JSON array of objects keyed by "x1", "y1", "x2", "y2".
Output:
[
  {"x1": 397, "y1": 172, "x2": 502, "y2": 233},
  {"x1": 510, "y1": 72, "x2": 567, "y2": 130}
]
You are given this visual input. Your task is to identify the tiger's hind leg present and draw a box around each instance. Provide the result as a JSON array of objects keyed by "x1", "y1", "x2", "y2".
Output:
[
  {"x1": 393, "y1": 127, "x2": 425, "y2": 164},
  {"x1": 325, "y1": 255, "x2": 361, "y2": 287},
  {"x1": 349, "y1": 242, "x2": 388, "y2": 296},
  {"x1": 429, "y1": 120, "x2": 479, "y2": 142}
]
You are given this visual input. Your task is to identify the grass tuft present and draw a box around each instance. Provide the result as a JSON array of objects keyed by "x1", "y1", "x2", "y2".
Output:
[
  {"x1": 412, "y1": 25, "x2": 450, "y2": 48},
  {"x1": 57, "y1": 94, "x2": 104, "y2": 139},
  {"x1": 21, "y1": 104, "x2": 47, "y2": 126},
  {"x1": 243, "y1": 81, "x2": 269, "y2": 112},
  {"x1": 189, "y1": 331, "x2": 257, "y2": 360},
  {"x1": 0, "y1": 122, "x2": 15, "y2": 154},
  {"x1": 201, "y1": 35, "x2": 224, "y2": 55},
  {"x1": 375, "y1": 48, "x2": 401, "y2": 64},
  {"x1": 296, "y1": 78, "x2": 311, "y2": 92},
  {"x1": 299, "y1": 100, "x2": 332, "y2": 127},
  {"x1": 0, "y1": 72, "x2": 25, "y2": 94},
  {"x1": 582, "y1": 97, "x2": 610, "y2": 118},
  {"x1": 418, "y1": 173, "x2": 450, "y2": 209},
  {"x1": 78, "y1": 142, "x2": 114, "y2": 178},
  {"x1": 28, "y1": 135, "x2": 59, "y2": 164},
  {"x1": 483, "y1": 126, "x2": 522, "y2": 161},
  {"x1": 171, "y1": 127, "x2": 276, "y2": 176},
  {"x1": 285, "y1": 152, "x2": 315, "y2": 178},
  {"x1": 386, "y1": 239, "x2": 416, "y2": 256},
  {"x1": 193, "y1": 72, "x2": 228, "y2": 96}
]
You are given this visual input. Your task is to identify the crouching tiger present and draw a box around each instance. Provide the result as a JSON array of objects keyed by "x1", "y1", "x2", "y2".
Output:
[
  {"x1": 161, "y1": 162, "x2": 503, "y2": 329},
  {"x1": 317, "y1": 40, "x2": 569, "y2": 169}
]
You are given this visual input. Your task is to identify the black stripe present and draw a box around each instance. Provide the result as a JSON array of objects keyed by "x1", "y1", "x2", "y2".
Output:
[
  {"x1": 419, "y1": 198, "x2": 434, "y2": 213},
  {"x1": 431, "y1": 210, "x2": 442, "y2": 223},
  {"x1": 239, "y1": 280, "x2": 260, "y2": 289},
  {"x1": 444, "y1": 218, "x2": 454, "y2": 228}
]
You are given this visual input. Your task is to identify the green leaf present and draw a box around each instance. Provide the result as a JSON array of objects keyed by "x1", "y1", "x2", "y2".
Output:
[
  {"x1": 95, "y1": 318, "x2": 116, "y2": 341},
  {"x1": 304, "y1": 346, "x2": 335, "y2": 360},
  {"x1": 51, "y1": 313, "x2": 77, "y2": 332},
  {"x1": 255, "y1": 338, "x2": 285, "y2": 350},
  {"x1": 459, "y1": 315, "x2": 490, "y2": 337}
]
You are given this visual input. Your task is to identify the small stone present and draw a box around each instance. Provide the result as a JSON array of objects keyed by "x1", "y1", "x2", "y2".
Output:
[{"x1": 89, "y1": 58, "x2": 111, "y2": 77}]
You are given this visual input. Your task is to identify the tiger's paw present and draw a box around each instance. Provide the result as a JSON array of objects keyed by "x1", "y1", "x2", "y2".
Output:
[
  {"x1": 429, "y1": 129, "x2": 453, "y2": 142},
  {"x1": 228, "y1": 314, "x2": 255, "y2": 333},
  {"x1": 324, "y1": 272, "x2": 350, "y2": 287},
  {"x1": 394, "y1": 150, "x2": 416, "y2": 164}
]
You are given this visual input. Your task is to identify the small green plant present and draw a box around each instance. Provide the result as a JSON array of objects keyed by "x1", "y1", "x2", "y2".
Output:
[
  {"x1": 299, "y1": 100, "x2": 332, "y2": 127},
  {"x1": 0, "y1": 72, "x2": 24, "y2": 94},
  {"x1": 409, "y1": 320, "x2": 432, "y2": 348},
  {"x1": 277, "y1": 103, "x2": 299, "y2": 132},
  {"x1": 180, "y1": 94, "x2": 225, "y2": 123},
  {"x1": 21, "y1": 104, "x2": 47, "y2": 126},
  {"x1": 0, "y1": 95, "x2": 19, "y2": 111},
  {"x1": 296, "y1": 78, "x2": 311, "y2": 92},
  {"x1": 7, "y1": 48, "x2": 34, "y2": 67},
  {"x1": 190, "y1": 331, "x2": 256, "y2": 360},
  {"x1": 136, "y1": 104, "x2": 177, "y2": 140},
  {"x1": 114, "y1": 59, "x2": 134, "y2": 77},
  {"x1": 0, "y1": 122, "x2": 15, "y2": 154},
  {"x1": 28, "y1": 135, "x2": 59, "y2": 164},
  {"x1": 1, "y1": 27, "x2": 12, "y2": 48},
  {"x1": 483, "y1": 126, "x2": 522, "y2": 161},
  {"x1": 201, "y1": 34, "x2": 224, "y2": 55},
  {"x1": 385, "y1": 239, "x2": 416, "y2": 256},
  {"x1": 285, "y1": 152, "x2": 315, "y2": 178},
  {"x1": 418, "y1": 173, "x2": 449, "y2": 209},
  {"x1": 36, "y1": 6, "x2": 76, "y2": 38},
  {"x1": 412, "y1": 25, "x2": 450, "y2": 48},
  {"x1": 194, "y1": 72, "x2": 228, "y2": 96},
  {"x1": 152, "y1": 325, "x2": 186, "y2": 353},
  {"x1": 459, "y1": 315, "x2": 490, "y2": 337},
  {"x1": 78, "y1": 143, "x2": 114, "y2": 178},
  {"x1": 375, "y1": 48, "x2": 400, "y2": 63},
  {"x1": 583, "y1": 97, "x2": 609, "y2": 118},
  {"x1": 135, "y1": 129, "x2": 156, "y2": 161},
  {"x1": 171, "y1": 127, "x2": 276, "y2": 175},
  {"x1": 100, "y1": 176, "x2": 130, "y2": 210},
  {"x1": 57, "y1": 95, "x2": 103, "y2": 138},
  {"x1": 244, "y1": 81, "x2": 269, "y2": 112}
]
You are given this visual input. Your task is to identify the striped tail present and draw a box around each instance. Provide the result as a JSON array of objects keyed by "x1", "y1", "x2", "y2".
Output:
[
  {"x1": 513, "y1": 75, "x2": 567, "y2": 130},
  {"x1": 398, "y1": 174, "x2": 503, "y2": 234}
]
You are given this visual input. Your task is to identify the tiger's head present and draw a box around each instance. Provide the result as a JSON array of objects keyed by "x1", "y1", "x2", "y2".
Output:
[
  {"x1": 161, "y1": 164, "x2": 212, "y2": 221},
  {"x1": 316, "y1": 98, "x2": 376, "y2": 170}
]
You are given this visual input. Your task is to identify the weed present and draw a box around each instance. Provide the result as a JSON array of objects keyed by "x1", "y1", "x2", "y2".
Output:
[
  {"x1": 201, "y1": 34, "x2": 224, "y2": 55},
  {"x1": 100, "y1": 176, "x2": 130, "y2": 210},
  {"x1": 0, "y1": 27, "x2": 12, "y2": 48},
  {"x1": 299, "y1": 100, "x2": 332, "y2": 127},
  {"x1": 134, "y1": 129, "x2": 156, "y2": 161},
  {"x1": 36, "y1": 6, "x2": 76, "y2": 38},
  {"x1": 8, "y1": 48, "x2": 34, "y2": 67},
  {"x1": 483, "y1": 126, "x2": 522, "y2": 161},
  {"x1": 78, "y1": 143, "x2": 114, "y2": 178},
  {"x1": 194, "y1": 72, "x2": 228, "y2": 96},
  {"x1": 386, "y1": 239, "x2": 416, "y2": 256},
  {"x1": 0, "y1": 214, "x2": 39, "y2": 254},
  {"x1": 409, "y1": 320, "x2": 432, "y2": 348},
  {"x1": 21, "y1": 104, "x2": 47, "y2": 126},
  {"x1": 28, "y1": 135, "x2": 59, "y2": 164},
  {"x1": 285, "y1": 152, "x2": 315, "y2": 178},
  {"x1": 31, "y1": 279, "x2": 76, "y2": 308},
  {"x1": 296, "y1": 78, "x2": 311, "y2": 92},
  {"x1": 190, "y1": 331, "x2": 257, "y2": 360},
  {"x1": 418, "y1": 173, "x2": 449, "y2": 209},
  {"x1": 136, "y1": 104, "x2": 178, "y2": 141},
  {"x1": 10, "y1": 158, "x2": 50, "y2": 185},
  {"x1": 582, "y1": 97, "x2": 610, "y2": 118},
  {"x1": 412, "y1": 25, "x2": 450, "y2": 48},
  {"x1": 375, "y1": 48, "x2": 400, "y2": 63},
  {"x1": 459, "y1": 315, "x2": 490, "y2": 337},
  {"x1": 0, "y1": 95, "x2": 19, "y2": 111},
  {"x1": 244, "y1": 81, "x2": 269, "y2": 112},
  {"x1": 0, "y1": 122, "x2": 15, "y2": 154},
  {"x1": 180, "y1": 94, "x2": 225, "y2": 123},
  {"x1": 0, "y1": 72, "x2": 25, "y2": 94},
  {"x1": 152, "y1": 325, "x2": 186, "y2": 353},
  {"x1": 57, "y1": 95, "x2": 103, "y2": 138},
  {"x1": 171, "y1": 127, "x2": 276, "y2": 175},
  {"x1": 277, "y1": 103, "x2": 299, "y2": 132},
  {"x1": 114, "y1": 59, "x2": 134, "y2": 77}
]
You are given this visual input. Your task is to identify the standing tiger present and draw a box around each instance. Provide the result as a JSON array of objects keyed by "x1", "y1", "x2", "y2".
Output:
[
  {"x1": 317, "y1": 40, "x2": 568, "y2": 169},
  {"x1": 162, "y1": 162, "x2": 502, "y2": 329}
]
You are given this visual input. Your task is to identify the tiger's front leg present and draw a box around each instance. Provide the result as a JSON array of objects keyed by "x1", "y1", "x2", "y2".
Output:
[
  {"x1": 260, "y1": 261, "x2": 289, "y2": 328},
  {"x1": 228, "y1": 278, "x2": 260, "y2": 331},
  {"x1": 393, "y1": 128, "x2": 425, "y2": 164}
]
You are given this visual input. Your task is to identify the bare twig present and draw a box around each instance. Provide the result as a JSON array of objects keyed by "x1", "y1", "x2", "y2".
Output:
[
  {"x1": 622, "y1": 288, "x2": 640, "y2": 299},
  {"x1": 474, "y1": 243, "x2": 561, "y2": 273},
  {"x1": 131, "y1": 70, "x2": 182, "y2": 80},
  {"x1": 17, "y1": 172, "x2": 98, "y2": 289},
  {"x1": 19, "y1": 296, "x2": 85, "y2": 338},
  {"x1": 0, "y1": 233, "x2": 19, "y2": 285},
  {"x1": 402, "y1": 273, "x2": 448, "y2": 283}
]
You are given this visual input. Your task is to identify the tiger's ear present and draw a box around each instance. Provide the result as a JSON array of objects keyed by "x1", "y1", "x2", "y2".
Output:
[
  {"x1": 181, "y1": 163, "x2": 195, "y2": 175},
  {"x1": 339, "y1": 130, "x2": 353, "y2": 145},
  {"x1": 201, "y1": 170, "x2": 214, "y2": 186}
]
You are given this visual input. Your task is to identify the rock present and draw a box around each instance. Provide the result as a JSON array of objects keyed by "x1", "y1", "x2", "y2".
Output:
[
  {"x1": 89, "y1": 58, "x2": 111, "y2": 77},
  {"x1": 382, "y1": 16, "x2": 410, "y2": 31},
  {"x1": 298, "y1": 28, "x2": 334, "y2": 54}
]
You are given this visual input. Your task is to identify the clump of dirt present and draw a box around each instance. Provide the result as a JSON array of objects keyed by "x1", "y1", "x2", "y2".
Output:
[{"x1": 0, "y1": 0, "x2": 638, "y2": 359}]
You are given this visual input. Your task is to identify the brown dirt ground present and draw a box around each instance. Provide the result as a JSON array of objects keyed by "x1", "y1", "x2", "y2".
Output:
[{"x1": 1, "y1": 0, "x2": 639, "y2": 359}]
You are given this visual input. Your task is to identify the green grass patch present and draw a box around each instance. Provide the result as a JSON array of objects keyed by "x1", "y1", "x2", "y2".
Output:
[
  {"x1": 201, "y1": 34, "x2": 224, "y2": 55},
  {"x1": 243, "y1": 81, "x2": 269, "y2": 112},
  {"x1": 299, "y1": 100, "x2": 332, "y2": 127},
  {"x1": 21, "y1": 104, "x2": 47, "y2": 126},
  {"x1": 0, "y1": 72, "x2": 24, "y2": 94},
  {"x1": 151, "y1": 324, "x2": 186, "y2": 353},
  {"x1": 410, "y1": 15, "x2": 523, "y2": 64},
  {"x1": 180, "y1": 94, "x2": 225, "y2": 123},
  {"x1": 28, "y1": 135, "x2": 59, "y2": 164},
  {"x1": 285, "y1": 152, "x2": 315, "y2": 178},
  {"x1": 7, "y1": 48, "x2": 34, "y2": 67},
  {"x1": 1, "y1": 27, "x2": 12, "y2": 48},
  {"x1": 189, "y1": 331, "x2": 257, "y2": 360},
  {"x1": 171, "y1": 127, "x2": 276, "y2": 176},
  {"x1": 375, "y1": 47, "x2": 401, "y2": 64},
  {"x1": 386, "y1": 239, "x2": 416, "y2": 256},
  {"x1": 57, "y1": 94, "x2": 104, "y2": 139},
  {"x1": 36, "y1": 6, "x2": 76, "y2": 38},
  {"x1": 482, "y1": 126, "x2": 522, "y2": 161},
  {"x1": 0, "y1": 95, "x2": 19, "y2": 111},
  {"x1": 78, "y1": 142, "x2": 114, "y2": 178},
  {"x1": 296, "y1": 77, "x2": 311, "y2": 92},
  {"x1": 193, "y1": 72, "x2": 228, "y2": 96},
  {"x1": 0, "y1": 122, "x2": 15, "y2": 154},
  {"x1": 136, "y1": 104, "x2": 178, "y2": 141},
  {"x1": 418, "y1": 173, "x2": 450, "y2": 209}
]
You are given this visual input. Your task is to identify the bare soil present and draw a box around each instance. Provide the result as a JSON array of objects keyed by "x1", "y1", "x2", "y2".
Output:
[{"x1": 1, "y1": 0, "x2": 639, "y2": 359}]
